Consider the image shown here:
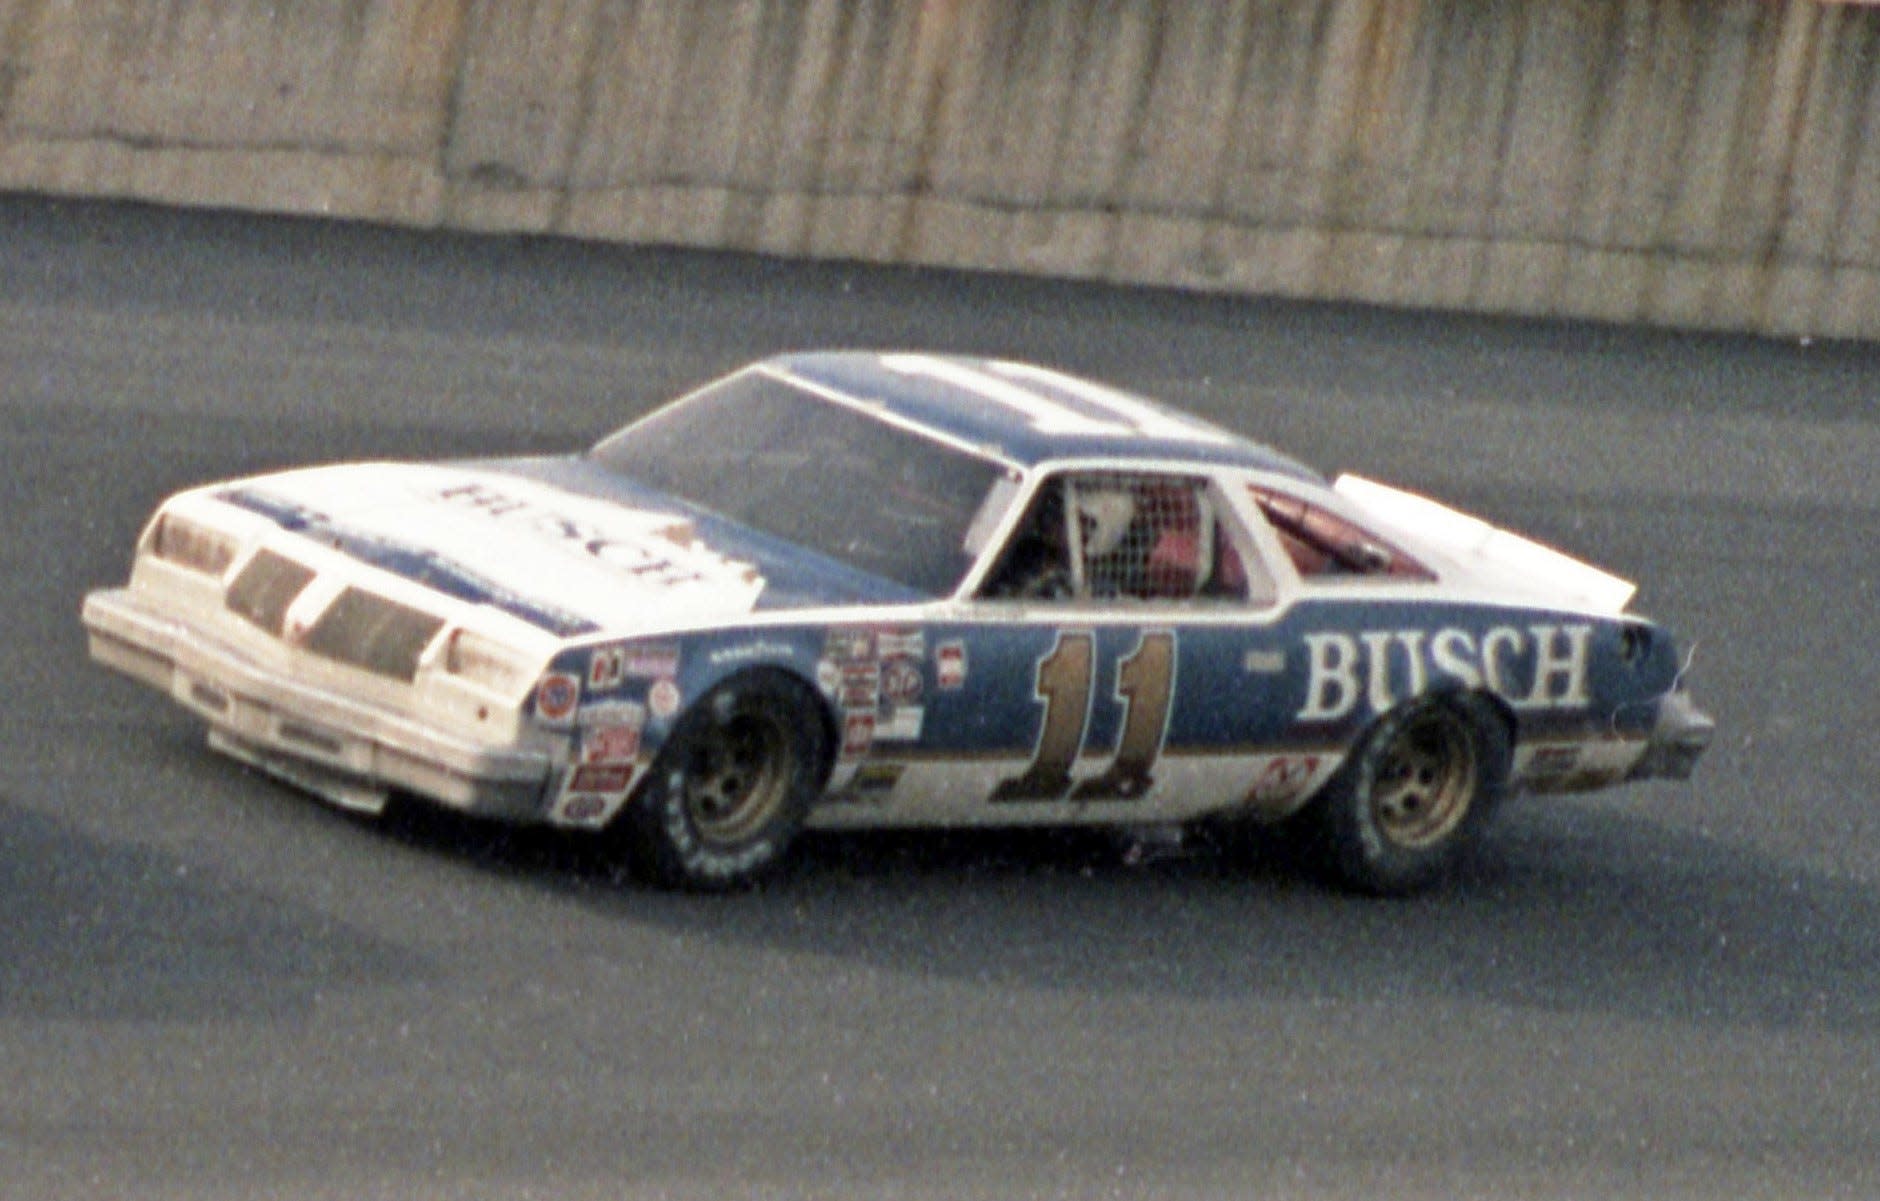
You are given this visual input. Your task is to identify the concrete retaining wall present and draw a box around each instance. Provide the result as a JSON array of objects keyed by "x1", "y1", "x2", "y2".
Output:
[{"x1": 3, "y1": 0, "x2": 1876, "y2": 340}]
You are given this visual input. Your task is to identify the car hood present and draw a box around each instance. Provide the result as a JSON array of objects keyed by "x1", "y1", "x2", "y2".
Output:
[{"x1": 213, "y1": 458, "x2": 925, "y2": 636}]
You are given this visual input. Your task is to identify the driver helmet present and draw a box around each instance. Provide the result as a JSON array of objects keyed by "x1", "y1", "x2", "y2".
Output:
[{"x1": 1075, "y1": 487, "x2": 1135, "y2": 556}]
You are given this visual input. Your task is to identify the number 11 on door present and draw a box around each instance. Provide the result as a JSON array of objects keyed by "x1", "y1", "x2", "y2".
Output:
[{"x1": 993, "y1": 630, "x2": 1176, "y2": 802}]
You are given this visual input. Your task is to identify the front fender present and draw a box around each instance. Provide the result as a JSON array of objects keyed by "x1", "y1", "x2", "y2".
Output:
[{"x1": 532, "y1": 627, "x2": 840, "y2": 828}]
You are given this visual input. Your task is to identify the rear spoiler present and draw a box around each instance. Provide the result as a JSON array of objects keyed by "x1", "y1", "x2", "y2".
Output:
[{"x1": 1333, "y1": 475, "x2": 1638, "y2": 615}]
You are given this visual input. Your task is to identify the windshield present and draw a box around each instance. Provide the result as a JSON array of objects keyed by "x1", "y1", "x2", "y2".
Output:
[{"x1": 590, "y1": 370, "x2": 1010, "y2": 597}]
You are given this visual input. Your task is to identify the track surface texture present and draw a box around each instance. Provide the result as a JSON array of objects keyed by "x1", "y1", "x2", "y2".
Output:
[{"x1": 3, "y1": 195, "x2": 1877, "y2": 1200}]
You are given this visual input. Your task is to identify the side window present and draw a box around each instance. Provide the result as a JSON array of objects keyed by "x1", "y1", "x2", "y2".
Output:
[
  {"x1": 981, "y1": 473, "x2": 1271, "y2": 604},
  {"x1": 980, "y1": 479, "x2": 1077, "y2": 600},
  {"x1": 1249, "y1": 486, "x2": 1435, "y2": 581}
]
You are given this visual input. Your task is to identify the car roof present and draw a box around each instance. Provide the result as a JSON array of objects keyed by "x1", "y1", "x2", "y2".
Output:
[{"x1": 767, "y1": 351, "x2": 1324, "y2": 482}]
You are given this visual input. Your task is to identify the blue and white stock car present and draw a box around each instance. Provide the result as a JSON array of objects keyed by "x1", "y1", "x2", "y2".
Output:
[{"x1": 83, "y1": 352, "x2": 1713, "y2": 893}]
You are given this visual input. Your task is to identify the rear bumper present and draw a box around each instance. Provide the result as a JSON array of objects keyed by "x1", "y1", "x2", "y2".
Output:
[
  {"x1": 82, "y1": 588, "x2": 557, "y2": 820},
  {"x1": 1627, "y1": 689, "x2": 1715, "y2": 782}
]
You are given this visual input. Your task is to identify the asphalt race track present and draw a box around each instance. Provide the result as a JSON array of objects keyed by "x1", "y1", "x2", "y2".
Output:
[{"x1": 2, "y1": 195, "x2": 1876, "y2": 1200}]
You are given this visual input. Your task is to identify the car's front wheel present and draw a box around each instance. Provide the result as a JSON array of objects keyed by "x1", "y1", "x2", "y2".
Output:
[
  {"x1": 618, "y1": 671, "x2": 828, "y2": 891},
  {"x1": 1304, "y1": 692, "x2": 1510, "y2": 895}
]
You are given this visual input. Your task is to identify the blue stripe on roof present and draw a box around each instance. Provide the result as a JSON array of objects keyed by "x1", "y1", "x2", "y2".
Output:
[{"x1": 769, "y1": 351, "x2": 1324, "y2": 480}]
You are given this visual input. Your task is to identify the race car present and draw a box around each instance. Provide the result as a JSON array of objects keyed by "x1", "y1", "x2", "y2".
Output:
[{"x1": 82, "y1": 351, "x2": 1713, "y2": 893}]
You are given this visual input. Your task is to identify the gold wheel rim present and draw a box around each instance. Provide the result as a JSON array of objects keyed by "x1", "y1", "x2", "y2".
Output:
[
  {"x1": 1370, "y1": 707, "x2": 1477, "y2": 850},
  {"x1": 682, "y1": 711, "x2": 794, "y2": 847}
]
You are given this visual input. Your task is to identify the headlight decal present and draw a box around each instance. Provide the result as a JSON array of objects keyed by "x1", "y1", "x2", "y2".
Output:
[
  {"x1": 444, "y1": 629, "x2": 537, "y2": 695},
  {"x1": 150, "y1": 513, "x2": 239, "y2": 576}
]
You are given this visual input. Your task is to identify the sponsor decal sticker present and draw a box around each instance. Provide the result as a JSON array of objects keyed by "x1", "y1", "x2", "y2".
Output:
[
  {"x1": 877, "y1": 631, "x2": 925, "y2": 659},
  {"x1": 622, "y1": 644, "x2": 681, "y2": 678},
  {"x1": 826, "y1": 627, "x2": 932, "y2": 730},
  {"x1": 935, "y1": 641, "x2": 967, "y2": 690},
  {"x1": 880, "y1": 656, "x2": 924, "y2": 706},
  {"x1": 815, "y1": 658, "x2": 843, "y2": 698},
  {"x1": 840, "y1": 664, "x2": 880, "y2": 710},
  {"x1": 1242, "y1": 648, "x2": 1286, "y2": 675},
  {"x1": 536, "y1": 672, "x2": 580, "y2": 722},
  {"x1": 591, "y1": 644, "x2": 683, "y2": 689},
  {"x1": 1247, "y1": 755, "x2": 1323, "y2": 807},
  {"x1": 582, "y1": 723, "x2": 643, "y2": 764},
  {"x1": 560, "y1": 794, "x2": 608, "y2": 822},
  {"x1": 647, "y1": 678, "x2": 683, "y2": 721},
  {"x1": 578, "y1": 700, "x2": 645, "y2": 727},
  {"x1": 589, "y1": 646, "x2": 625, "y2": 689},
  {"x1": 843, "y1": 712, "x2": 876, "y2": 757},
  {"x1": 875, "y1": 706, "x2": 924, "y2": 743},
  {"x1": 708, "y1": 640, "x2": 796, "y2": 667},
  {"x1": 571, "y1": 764, "x2": 636, "y2": 793}
]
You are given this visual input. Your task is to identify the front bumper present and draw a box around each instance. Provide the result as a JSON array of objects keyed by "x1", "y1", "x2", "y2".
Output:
[
  {"x1": 1627, "y1": 689, "x2": 1716, "y2": 782},
  {"x1": 82, "y1": 588, "x2": 557, "y2": 820}
]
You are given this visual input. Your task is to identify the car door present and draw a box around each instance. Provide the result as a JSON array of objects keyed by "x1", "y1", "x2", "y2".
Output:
[{"x1": 879, "y1": 468, "x2": 1299, "y2": 827}]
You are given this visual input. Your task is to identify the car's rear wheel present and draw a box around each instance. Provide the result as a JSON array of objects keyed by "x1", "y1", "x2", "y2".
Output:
[
  {"x1": 1305, "y1": 692, "x2": 1510, "y2": 895},
  {"x1": 619, "y1": 671, "x2": 828, "y2": 891}
]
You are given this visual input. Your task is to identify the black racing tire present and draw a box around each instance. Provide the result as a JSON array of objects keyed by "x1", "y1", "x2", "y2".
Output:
[
  {"x1": 618, "y1": 670, "x2": 829, "y2": 891},
  {"x1": 1303, "y1": 692, "x2": 1511, "y2": 896}
]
